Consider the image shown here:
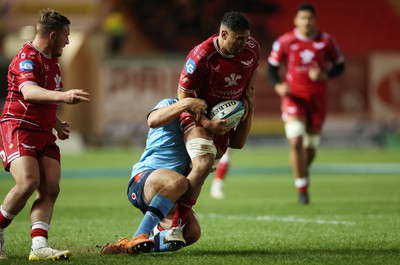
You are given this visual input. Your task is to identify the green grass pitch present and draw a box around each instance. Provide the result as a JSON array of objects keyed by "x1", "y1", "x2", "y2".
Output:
[{"x1": 0, "y1": 147, "x2": 399, "y2": 264}]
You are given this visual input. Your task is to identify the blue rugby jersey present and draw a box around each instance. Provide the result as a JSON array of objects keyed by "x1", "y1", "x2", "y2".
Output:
[{"x1": 131, "y1": 98, "x2": 190, "y2": 179}]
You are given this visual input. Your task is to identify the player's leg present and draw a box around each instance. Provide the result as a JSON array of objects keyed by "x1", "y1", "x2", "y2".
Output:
[
  {"x1": 210, "y1": 148, "x2": 230, "y2": 199},
  {"x1": 0, "y1": 156, "x2": 40, "y2": 260},
  {"x1": 103, "y1": 169, "x2": 189, "y2": 255},
  {"x1": 285, "y1": 118, "x2": 310, "y2": 204},
  {"x1": 153, "y1": 208, "x2": 200, "y2": 252},
  {"x1": 281, "y1": 97, "x2": 310, "y2": 204},
  {"x1": 170, "y1": 126, "x2": 216, "y2": 228},
  {"x1": 28, "y1": 155, "x2": 71, "y2": 261},
  {"x1": 131, "y1": 168, "x2": 189, "y2": 244}
]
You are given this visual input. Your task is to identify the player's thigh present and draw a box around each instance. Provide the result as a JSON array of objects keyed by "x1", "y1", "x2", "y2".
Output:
[
  {"x1": 9, "y1": 156, "x2": 41, "y2": 186},
  {"x1": 143, "y1": 168, "x2": 187, "y2": 204}
]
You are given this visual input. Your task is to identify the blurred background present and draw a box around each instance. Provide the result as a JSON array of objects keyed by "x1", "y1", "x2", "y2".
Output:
[{"x1": 0, "y1": 0, "x2": 399, "y2": 151}]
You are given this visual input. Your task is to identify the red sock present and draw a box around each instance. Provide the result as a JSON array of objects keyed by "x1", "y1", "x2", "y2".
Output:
[
  {"x1": 30, "y1": 228, "x2": 48, "y2": 239},
  {"x1": 0, "y1": 212, "x2": 12, "y2": 230},
  {"x1": 215, "y1": 160, "x2": 229, "y2": 180},
  {"x1": 171, "y1": 196, "x2": 196, "y2": 228}
]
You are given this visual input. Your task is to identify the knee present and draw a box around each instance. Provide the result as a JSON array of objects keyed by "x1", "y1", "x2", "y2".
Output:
[
  {"x1": 37, "y1": 183, "x2": 60, "y2": 202},
  {"x1": 172, "y1": 176, "x2": 189, "y2": 195},
  {"x1": 184, "y1": 225, "x2": 201, "y2": 246},
  {"x1": 289, "y1": 137, "x2": 303, "y2": 151},
  {"x1": 16, "y1": 175, "x2": 40, "y2": 196}
]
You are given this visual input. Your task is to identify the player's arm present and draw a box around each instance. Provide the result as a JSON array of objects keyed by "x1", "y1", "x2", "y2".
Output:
[
  {"x1": 308, "y1": 61, "x2": 345, "y2": 82},
  {"x1": 178, "y1": 88, "x2": 228, "y2": 135},
  {"x1": 268, "y1": 63, "x2": 290, "y2": 96},
  {"x1": 229, "y1": 85, "x2": 255, "y2": 149},
  {"x1": 21, "y1": 84, "x2": 89, "y2": 104},
  {"x1": 148, "y1": 98, "x2": 207, "y2": 128},
  {"x1": 229, "y1": 68, "x2": 258, "y2": 149}
]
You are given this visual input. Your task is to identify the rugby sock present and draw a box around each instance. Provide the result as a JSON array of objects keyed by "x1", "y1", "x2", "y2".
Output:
[
  {"x1": 150, "y1": 230, "x2": 176, "y2": 252},
  {"x1": 0, "y1": 205, "x2": 15, "y2": 229},
  {"x1": 31, "y1": 221, "x2": 49, "y2": 251},
  {"x1": 295, "y1": 177, "x2": 309, "y2": 192},
  {"x1": 134, "y1": 194, "x2": 173, "y2": 237},
  {"x1": 171, "y1": 196, "x2": 196, "y2": 228},
  {"x1": 215, "y1": 153, "x2": 230, "y2": 181}
]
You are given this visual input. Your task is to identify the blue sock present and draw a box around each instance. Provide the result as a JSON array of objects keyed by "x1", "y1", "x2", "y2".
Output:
[
  {"x1": 134, "y1": 194, "x2": 173, "y2": 237},
  {"x1": 150, "y1": 230, "x2": 177, "y2": 252}
]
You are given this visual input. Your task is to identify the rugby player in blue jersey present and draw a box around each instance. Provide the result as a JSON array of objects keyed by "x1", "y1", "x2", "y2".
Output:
[{"x1": 101, "y1": 97, "x2": 207, "y2": 255}]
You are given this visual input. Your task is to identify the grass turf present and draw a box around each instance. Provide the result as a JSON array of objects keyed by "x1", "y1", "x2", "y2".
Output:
[{"x1": 0, "y1": 147, "x2": 399, "y2": 264}]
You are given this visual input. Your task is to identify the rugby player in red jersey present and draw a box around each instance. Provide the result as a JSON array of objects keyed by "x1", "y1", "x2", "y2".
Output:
[
  {"x1": 165, "y1": 11, "x2": 260, "y2": 246},
  {"x1": 267, "y1": 3, "x2": 345, "y2": 204},
  {"x1": 0, "y1": 9, "x2": 89, "y2": 260}
]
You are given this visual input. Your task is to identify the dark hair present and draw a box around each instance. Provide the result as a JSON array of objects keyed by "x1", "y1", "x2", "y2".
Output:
[
  {"x1": 297, "y1": 3, "x2": 316, "y2": 16},
  {"x1": 221, "y1": 11, "x2": 250, "y2": 31},
  {"x1": 37, "y1": 8, "x2": 70, "y2": 36}
]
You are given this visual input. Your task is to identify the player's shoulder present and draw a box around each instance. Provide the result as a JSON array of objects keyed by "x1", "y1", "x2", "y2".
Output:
[
  {"x1": 189, "y1": 34, "x2": 218, "y2": 61},
  {"x1": 155, "y1": 98, "x2": 177, "y2": 108}
]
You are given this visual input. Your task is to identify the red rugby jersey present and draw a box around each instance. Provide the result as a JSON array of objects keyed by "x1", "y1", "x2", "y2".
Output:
[
  {"x1": 178, "y1": 34, "x2": 260, "y2": 109},
  {"x1": 268, "y1": 29, "x2": 344, "y2": 98},
  {"x1": 1, "y1": 41, "x2": 62, "y2": 131}
]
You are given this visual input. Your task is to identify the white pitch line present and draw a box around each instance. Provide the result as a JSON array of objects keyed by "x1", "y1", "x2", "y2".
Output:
[{"x1": 202, "y1": 213, "x2": 355, "y2": 226}]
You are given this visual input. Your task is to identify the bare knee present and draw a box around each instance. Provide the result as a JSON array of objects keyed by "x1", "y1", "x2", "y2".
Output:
[
  {"x1": 37, "y1": 183, "x2": 60, "y2": 203},
  {"x1": 15, "y1": 174, "x2": 40, "y2": 197},
  {"x1": 184, "y1": 223, "x2": 201, "y2": 246},
  {"x1": 289, "y1": 136, "x2": 303, "y2": 151}
]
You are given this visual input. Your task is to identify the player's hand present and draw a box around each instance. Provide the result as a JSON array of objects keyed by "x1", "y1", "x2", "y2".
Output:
[
  {"x1": 183, "y1": 98, "x2": 207, "y2": 121},
  {"x1": 207, "y1": 119, "x2": 233, "y2": 135},
  {"x1": 308, "y1": 62, "x2": 327, "y2": 81},
  {"x1": 242, "y1": 86, "x2": 255, "y2": 121},
  {"x1": 62, "y1": 89, "x2": 90, "y2": 104},
  {"x1": 55, "y1": 120, "x2": 70, "y2": 140},
  {"x1": 274, "y1": 82, "x2": 290, "y2": 97}
]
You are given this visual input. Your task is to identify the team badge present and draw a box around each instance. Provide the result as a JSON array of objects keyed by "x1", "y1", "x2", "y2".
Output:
[{"x1": 131, "y1": 192, "x2": 137, "y2": 200}]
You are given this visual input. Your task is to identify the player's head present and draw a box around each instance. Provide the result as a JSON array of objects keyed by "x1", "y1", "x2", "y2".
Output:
[
  {"x1": 219, "y1": 11, "x2": 250, "y2": 55},
  {"x1": 294, "y1": 3, "x2": 317, "y2": 37},
  {"x1": 37, "y1": 8, "x2": 70, "y2": 57}
]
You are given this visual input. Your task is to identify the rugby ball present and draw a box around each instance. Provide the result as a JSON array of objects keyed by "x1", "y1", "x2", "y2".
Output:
[{"x1": 208, "y1": 100, "x2": 245, "y2": 128}]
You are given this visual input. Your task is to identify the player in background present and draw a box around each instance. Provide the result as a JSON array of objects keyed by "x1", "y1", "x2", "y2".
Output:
[
  {"x1": 0, "y1": 9, "x2": 90, "y2": 260},
  {"x1": 267, "y1": 3, "x2": 345, "y2": 204},
  {"x1": 210, "y1": 148, "x2": 231, "y2": 199},
  {"x1": 101, "y1": 97, "x2": 207, "y2": 255},
  {"x1": 167, "y1": 11, "x2": 259, "y2": 245}
]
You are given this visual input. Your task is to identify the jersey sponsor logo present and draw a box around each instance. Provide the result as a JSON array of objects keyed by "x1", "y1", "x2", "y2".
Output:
[
  {"x1": 272, "y1": 40, "x2": 280, "y2": 51},
  {"x1": 180, "y1": 72, "x2": 189, "y2": 84},
  {"x1": 21, "y1": 73, "x2": 34, "y2": 79},
  {"x1": 241, "y1": 59, "x2": 254, "y2": 67},
  {"x1": 211, "y1": 87, "x2": 242, "y2": 98},
  {"x1": 19, "y1": 60, "x2": 34, "y2": 72},
  {"x1": 313, "y1": 42, "x2": 326, "y2": 49},
  {"x1": 299, "y1": 49, "x2": 315, "y2": 64},
  {"x1": 193, "y1": 44, "x2": 201, "y2": 55},
  {"x1": 184, "y1": 58, "x2": 196, "y2": 75},
  {"x1": 290, "y1": 44, "x2": 299, "y2": 51},
  {"x1": 224, "y1": 73, "x2": 242, "y2": 87}
]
